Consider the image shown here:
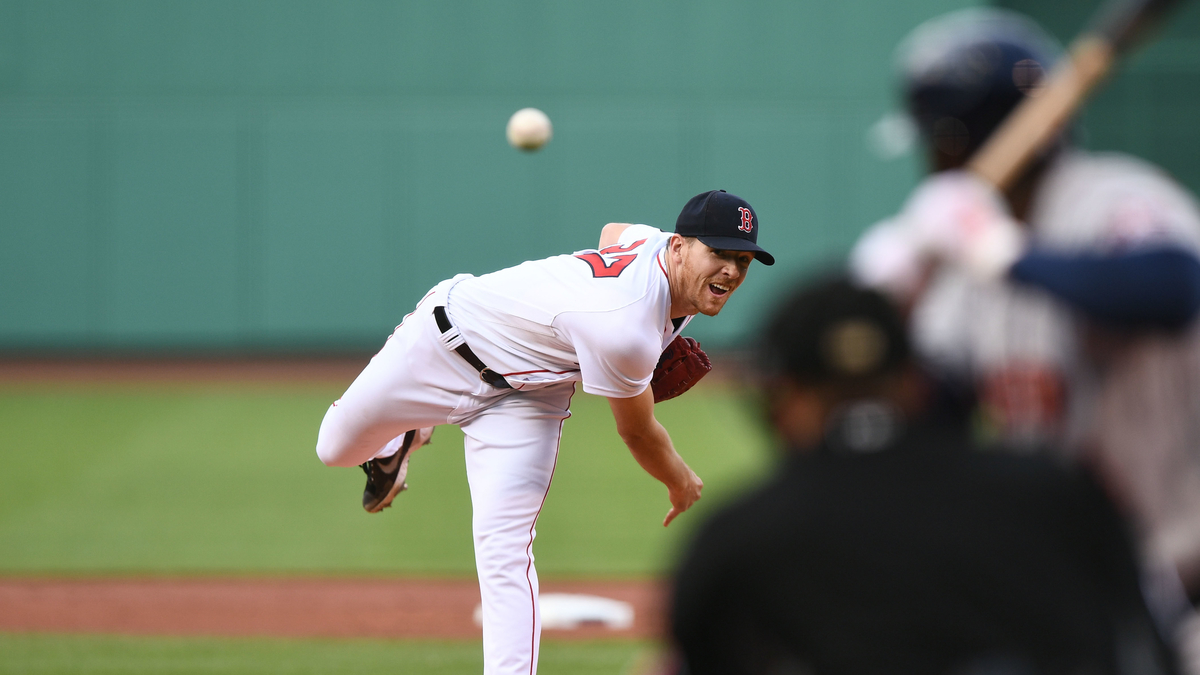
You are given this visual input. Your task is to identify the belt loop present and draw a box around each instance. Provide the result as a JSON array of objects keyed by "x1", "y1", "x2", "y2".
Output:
[{"x1": 438, "y1": 326, "x2": 466, "y2": 352}]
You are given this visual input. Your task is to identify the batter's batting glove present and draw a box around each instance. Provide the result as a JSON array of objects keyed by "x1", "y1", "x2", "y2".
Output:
[
  {"x1": 651, "y1": 336, "x2": 712, "y2": 403},
  {"x1": 850, "y1": 217, "x2": 926, "y2": 301},
  {"x1": 902, "y1": 170, "x2": 1028, "y2": 281}
]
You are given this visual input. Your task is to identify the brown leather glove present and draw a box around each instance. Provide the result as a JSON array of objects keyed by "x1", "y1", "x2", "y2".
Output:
[{"x1": 651, "y1": 336, "x2": 712, "y2": 403}]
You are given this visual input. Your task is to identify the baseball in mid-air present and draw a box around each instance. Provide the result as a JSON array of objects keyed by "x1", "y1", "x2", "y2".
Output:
[{"x1": 506, "y1": 108, "x2": 553, "y2": 151}]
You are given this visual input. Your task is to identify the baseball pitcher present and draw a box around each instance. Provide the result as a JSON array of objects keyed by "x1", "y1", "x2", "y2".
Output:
[{"x1": 315, "y1": 190, "x2": 774, "y2": 675}]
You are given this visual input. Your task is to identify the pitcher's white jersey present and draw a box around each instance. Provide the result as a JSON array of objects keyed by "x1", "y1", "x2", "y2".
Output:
[{"x1": 447, "y1": 225, "x2": 691, "y2": 397}]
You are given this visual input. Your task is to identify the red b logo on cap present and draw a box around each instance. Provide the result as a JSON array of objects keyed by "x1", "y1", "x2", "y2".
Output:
[{"x1": 737, "y1": 207, "x2": 753, "y2": 233}]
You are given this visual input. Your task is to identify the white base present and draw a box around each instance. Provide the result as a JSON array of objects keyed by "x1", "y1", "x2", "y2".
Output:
[{"x1": 473, "y1": 593, "x2": 634, "y2": 630}]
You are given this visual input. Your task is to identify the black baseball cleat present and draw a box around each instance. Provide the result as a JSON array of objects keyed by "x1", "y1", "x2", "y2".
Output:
[{"x1": 359, "y1": 427, "x2": 434, "y2": 513}]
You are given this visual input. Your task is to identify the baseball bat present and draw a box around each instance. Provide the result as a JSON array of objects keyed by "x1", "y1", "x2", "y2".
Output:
[{"x1": 967, "y1": 0, "x2": 1187, "y2": 191}]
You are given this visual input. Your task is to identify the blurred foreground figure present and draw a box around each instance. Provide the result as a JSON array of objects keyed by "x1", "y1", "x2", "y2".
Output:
[
  {"x1": 670, "y1": 277, "x2": 1178, "y2": 675},
  {"x1": 851, "y1": 8, "x2": 1200, "y2": 603}
]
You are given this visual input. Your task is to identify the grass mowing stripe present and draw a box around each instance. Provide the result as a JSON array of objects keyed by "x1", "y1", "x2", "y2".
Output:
[
  {"x1": 0, "y1": 383, "x2": 771, "y2": 576},
  {"x1": 0, "y1": 634, "x2": 652, "y2": 675}
]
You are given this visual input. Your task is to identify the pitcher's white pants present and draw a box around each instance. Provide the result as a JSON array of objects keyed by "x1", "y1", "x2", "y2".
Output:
[{"x1": 315, "y1": 277, "x2": 573, "y2": 675}]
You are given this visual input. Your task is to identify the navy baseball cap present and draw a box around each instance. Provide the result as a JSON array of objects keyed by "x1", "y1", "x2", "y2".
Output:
[{"x1": 675, "y1": 190, "x2": 775, "y2": 266}]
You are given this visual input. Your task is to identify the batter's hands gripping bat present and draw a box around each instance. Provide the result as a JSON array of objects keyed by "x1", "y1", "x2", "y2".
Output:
[{"x1": 968, "y1": 0, "x2": 1187, "y2": 191}]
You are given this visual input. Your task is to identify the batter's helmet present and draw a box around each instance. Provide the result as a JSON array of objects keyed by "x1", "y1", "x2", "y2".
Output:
[{"x1": 897, "y1": 8, "x2": 1064, "y2": 161}]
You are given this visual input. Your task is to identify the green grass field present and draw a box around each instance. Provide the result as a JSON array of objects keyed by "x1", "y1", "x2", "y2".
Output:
[
  {"x1": 0, "y1": 380, "x2": 773, "y2": 576},
  {"x1": 0, "y1": 634, "x2": 654, "y2": 675},
  {"x1": 0, "y1": 379, "x2": 773, "y2": 674}
]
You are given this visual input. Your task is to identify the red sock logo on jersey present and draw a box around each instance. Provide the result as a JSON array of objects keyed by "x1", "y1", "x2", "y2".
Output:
[
  {"x1": 575, "y1": 239, "x2": 647, "y2": 278},
  {"x1": 738, "y1": 207, "x2": 754, "y2": 233}
]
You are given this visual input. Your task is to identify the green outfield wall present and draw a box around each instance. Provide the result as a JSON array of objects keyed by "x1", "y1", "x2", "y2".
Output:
[{"x1": 6, "y1": 0, "x2": 1196, "y2": 354}]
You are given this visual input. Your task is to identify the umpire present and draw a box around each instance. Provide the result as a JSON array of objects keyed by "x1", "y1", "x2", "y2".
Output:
[{"x1": 669, "y1": 276, "x2": 1179, "y2": 675}]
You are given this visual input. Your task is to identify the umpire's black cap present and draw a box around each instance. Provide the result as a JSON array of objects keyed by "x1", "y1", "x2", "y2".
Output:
[
  {"x1": 759, "y1": 275, "x2": 909, "y2": 384},
  {"x1": 675, "y1": 190, "x2": 775, "y2": 265}
]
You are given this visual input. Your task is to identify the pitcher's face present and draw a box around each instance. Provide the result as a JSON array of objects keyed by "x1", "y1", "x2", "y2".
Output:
[{"x1": 670, "y1": 236, "x2": 754, "y2": 317}]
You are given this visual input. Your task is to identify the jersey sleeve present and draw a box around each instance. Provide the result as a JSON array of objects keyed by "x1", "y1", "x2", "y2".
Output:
[
  {"x1": 1042, "y1": 153, "x2": 1200, "y2": 254},
  {"x1": 618, "y1": 224, "x2": 664, "y2": 247},
  {"x1": 554, "y1": 308, "x2": 661, "y2": 398},
  {"x1": 1010, "y1": 247, "x2": 1200, "y2": 330}
]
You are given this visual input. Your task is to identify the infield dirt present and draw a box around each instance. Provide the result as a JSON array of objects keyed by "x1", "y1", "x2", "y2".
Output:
[{"x1": 0, "y1": 577, "x2": 665, "y2": 640}]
